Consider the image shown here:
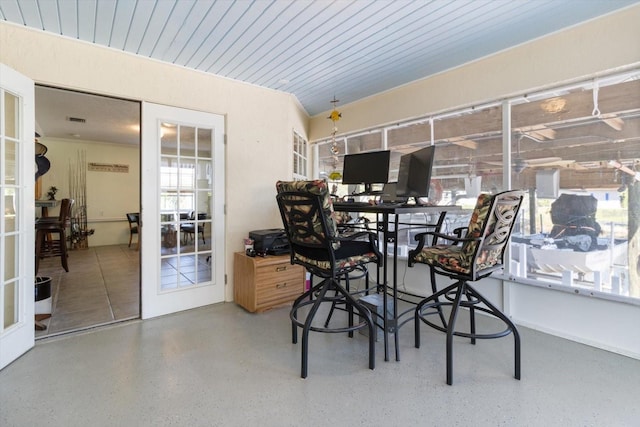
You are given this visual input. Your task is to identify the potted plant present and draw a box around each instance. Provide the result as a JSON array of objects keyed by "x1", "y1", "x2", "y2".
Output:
[{"x1": 46, "y1": 186, "x2": 58, "y2": 200}]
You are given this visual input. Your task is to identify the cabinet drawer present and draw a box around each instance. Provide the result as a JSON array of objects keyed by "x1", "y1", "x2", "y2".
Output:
[
  {"x1": 255, "y1": 263, "x2": 301, "y2": 286},
  {"x1": 233, "y1": 252, "x2": 304, "y2": 313},
  {"x1": 256, "y1": 279, "x2": 302, "y2": 308}
]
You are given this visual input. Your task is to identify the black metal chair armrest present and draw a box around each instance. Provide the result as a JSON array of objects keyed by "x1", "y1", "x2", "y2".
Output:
[{"x1": 452, "y1": 226, "x2": 468, "y2": 238}]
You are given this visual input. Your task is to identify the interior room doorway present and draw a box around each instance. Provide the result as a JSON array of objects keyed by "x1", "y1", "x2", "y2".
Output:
[{"x1": 34, "y1": 86, "x2": 141, "y2": 338}]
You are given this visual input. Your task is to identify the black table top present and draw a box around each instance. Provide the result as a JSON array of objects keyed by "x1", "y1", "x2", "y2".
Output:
[{"x1": 332, "y1": 202, "x2": 462, "y2": 214}]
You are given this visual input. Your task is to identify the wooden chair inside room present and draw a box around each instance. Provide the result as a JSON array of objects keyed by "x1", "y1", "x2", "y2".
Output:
[
  {"x1": 126, "y1": 212, "x2": 139, "y2": 249},
  {"x1": 408, "y1": 190, "x2": 525, "y2": 385},
  {"x1": 35, "y1": 198, "x2": 74, "y2": 274},
  {"x1": 180, "y1": 211, "x2": 206, "y2": 245},
  {"x1": 276, "y1": 179, "x2": 383, "y2": 378}
]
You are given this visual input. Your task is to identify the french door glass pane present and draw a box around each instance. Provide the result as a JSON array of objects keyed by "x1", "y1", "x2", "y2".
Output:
[
  {"x1": 160, "y1": 123, "x2": 177, "y2": 156},
  {"x1": 3, "y1": 281, "x2": 17, "y2": 329},
  {"x1": 4, "y1": 189, "x2": 17, "y2": 232},
  {"x1": 180, "y1": 126, "x2": 195, "y2": 156},
  {"x1": 3, "y1": 234, "x2": 17, "y2": 281},
  {"x1": 4, "y1": 92, "x2": 17, "y2": 138},
  {"x1": 2, "y1": 91, "x2": 20, "y2": 331},
  {"x1": 197, "y1": 129, "x2": 212, "y2": 157},
  {"x1": 4, "y1": 140, "x2": 17, "y2": 184},
  {"x1": 159, "y1": 121, "x2": 213, "y2": 291}
]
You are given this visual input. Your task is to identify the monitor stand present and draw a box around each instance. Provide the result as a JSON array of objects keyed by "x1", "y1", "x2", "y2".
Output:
[
  {"x1": 353, "y1": 183, "x2": 382, "y2": 196},
  {"x1": 406, "y1": 197, "x2": 434, "y2": 206}
]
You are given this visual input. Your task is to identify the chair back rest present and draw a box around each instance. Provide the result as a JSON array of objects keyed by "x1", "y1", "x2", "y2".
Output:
[
  {"x1": 126, "y1": 212, "x2": 139, "y2": 225},
  {"x1": 59, "y1": 199, "x2": 74, "y2": 225},
  {"x1": 275, "y1": 180, "x2": 339, "y2": 267},
  {"x1": 196, "y1": 213, "x2": 207, "y2": 231},
  {"x1": 460, "y1": 190, "x2": 524, "y2": 276}
]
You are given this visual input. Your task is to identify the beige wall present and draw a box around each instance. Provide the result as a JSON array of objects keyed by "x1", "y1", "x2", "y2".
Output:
[
  {"x1": 309, "y1": 4, "x2": 640, "y2": 140},
  {"x1": 37, "y1": 137, "x2": 140, "y2": 247},
  {"x1": 0, "y1": 22, "x2": 309, "y2": 301}
]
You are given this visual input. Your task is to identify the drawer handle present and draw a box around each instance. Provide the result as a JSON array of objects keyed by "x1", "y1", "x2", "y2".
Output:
[
  {"x1": 276, "y1": 282, "x2": 288, "y2": 289},
  {"x1": 276, "y1": 266, "x2": 287, "y2": 272}
]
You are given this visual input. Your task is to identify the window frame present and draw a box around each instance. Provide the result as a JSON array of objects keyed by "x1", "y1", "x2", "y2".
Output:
[
  {"x1": 293, "y1": 130, "x2": 308, "y2": 180},
  {"x1": 309, "y1": 68, "x2": 640, "y2": 304}
]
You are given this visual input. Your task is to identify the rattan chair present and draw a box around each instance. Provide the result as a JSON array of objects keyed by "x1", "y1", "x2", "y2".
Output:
[
  {"x1": 408, "y1": 190, "x2": 524, "y2": 385},
  {"x1": 276, "y1": 180, "x2": 383, "y2": 378}
]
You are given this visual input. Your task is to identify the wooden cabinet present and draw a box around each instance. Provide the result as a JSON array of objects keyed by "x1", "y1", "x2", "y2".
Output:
[{"x1": 234, "y1": 252, "x2": 305, "y2": 313}]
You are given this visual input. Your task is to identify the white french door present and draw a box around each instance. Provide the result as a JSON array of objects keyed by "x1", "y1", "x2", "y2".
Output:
[
  {"x1": 0, "y1": 64, "x2": 35, "y2": 370},
  {"x1": 141, "y1": 103, "x2": 225, "y2": 318}
]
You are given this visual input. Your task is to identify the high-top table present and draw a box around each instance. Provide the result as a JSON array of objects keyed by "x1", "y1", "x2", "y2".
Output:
[
  {"x1": 35, "y1": 199, "x2": 60, "y2": 218},
  {"x1": 332, "y1": 202, "x2": 462, "y2": 362}
]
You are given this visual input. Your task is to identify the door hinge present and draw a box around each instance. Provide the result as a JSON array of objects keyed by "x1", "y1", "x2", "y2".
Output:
[{"x1": 224, "y1": 274, "x2": 227, "y2": 285}]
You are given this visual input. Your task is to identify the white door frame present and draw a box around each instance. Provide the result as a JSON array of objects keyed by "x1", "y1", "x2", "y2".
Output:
[
  {"x1": 140, "y1": 102, "x2": 225, "y2": 319},
  {"x1": 0, "y1": 64, "x2": 35, "y2": 370}
]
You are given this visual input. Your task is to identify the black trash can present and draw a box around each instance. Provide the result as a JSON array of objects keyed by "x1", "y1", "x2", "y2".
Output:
[{"x1": 35, "y1": 276, "x2": 52, "y2": 302}]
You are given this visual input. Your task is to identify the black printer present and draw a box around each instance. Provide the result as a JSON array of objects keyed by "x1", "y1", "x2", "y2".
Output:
[{"x1": 249, "y1": 229, "x2": 290, "y2": 255}]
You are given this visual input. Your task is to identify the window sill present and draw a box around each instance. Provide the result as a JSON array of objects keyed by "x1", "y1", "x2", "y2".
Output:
[{"x1": 497, "y1": 273, "x2": 640, "y2": 307}]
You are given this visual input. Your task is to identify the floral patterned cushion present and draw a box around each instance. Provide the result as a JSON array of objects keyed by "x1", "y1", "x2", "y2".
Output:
[
  {"x1": 276, "y1": 179, "x2": 340, "y2": 250},
  {"x1": 459, "y1": 193, "x2": 493, "y2": 268},
  {"x1": 292, "y1": 252, "x2": 379, "y2": 274},
  {"x1": 334, "y1": 210, "x2": 352, "y2": 225},
  {"x1": 412, "y1": 192, "x2": 519, "y2": 275},
  {"x1": 412, "y1": 245, "x2": 466, "y2": 273},
  {"x1": 277, "y1": 180, "x2": 381, "y2": 276}
]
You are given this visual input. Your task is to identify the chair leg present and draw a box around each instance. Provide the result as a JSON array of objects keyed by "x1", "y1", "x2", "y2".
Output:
[
  {"x1": 465, "y1": 284, "x2": 521, "y2": 380},
  {"x1": 416, "y1": 279, "x2": 521, "y2": 384},
  {"x1": 430, "y1": 266, "x2": 448, "y2": 329},
  {"x1": 291, "y1": 279, "x2": 325, "y2": 344},
  {"x1": 301, "y1": 279, "x2": 331, "y2": 378},
  {"x1": 323, "y1": 270, "x2": 354, "y2": 328},
  {"x1": 128, "y1": 233, "x2": 132, "y2": 247},
  {"x1": 415, "y1": 281, "x2": 459, "y2": 349},
  {"x1": 323, "y1": 288, "x2": 340, "y2": 328},
  {"x1": 35, "y1": 230, "x2": 44, "y2": 275},
  {"x1": 290, "y1": 276, "x2": 375, "y2": 378},
  {"x1": 335, "y1": 282, "x2": 375, "y2": 371},
  {"x1": 364, "y1": 268, "x2": 370, "y2": 295},
  {"x1": 445, "y1": 283, "x2": 465, "y2": 385},
  {"x1": 467, "y1": 291, "x2": 476, "y2": 346},
  {"x1": 60, "y1": 229, "x2": 69, "y2": 272}
]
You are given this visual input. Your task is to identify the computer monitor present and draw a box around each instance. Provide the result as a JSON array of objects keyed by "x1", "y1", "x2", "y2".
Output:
[
  {"x1": 341, "y1": 150, "x2": 390, "y2": 194},
  {"x1": 396, "y1": 145, "x2": 436, "y2": 204},
  {"x1": 381, "y1": 182, "x2": 408, "y2": 204}
]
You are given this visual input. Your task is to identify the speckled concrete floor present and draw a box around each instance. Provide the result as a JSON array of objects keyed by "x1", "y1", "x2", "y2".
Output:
[{"x1": 2, "y1": 302, "x2": 639, "y2": 426}]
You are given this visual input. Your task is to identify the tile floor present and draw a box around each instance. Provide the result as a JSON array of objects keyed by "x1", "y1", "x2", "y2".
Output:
[{"x1": 35, "y1": 244, "x2": 140, "y2": 338}]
